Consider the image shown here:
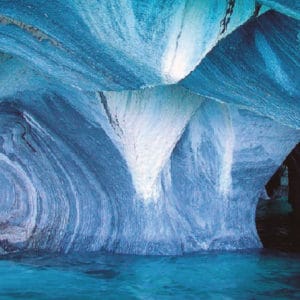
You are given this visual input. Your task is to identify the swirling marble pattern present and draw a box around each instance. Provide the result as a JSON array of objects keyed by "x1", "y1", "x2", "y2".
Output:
[
  {"x1": 182, "y1": 11, "x2": 300, "y2": 129},
  {"x1": 0, "y1": 0, "x2": 256, "y2": 90},
  {"x1": 0, "y1": 86, "x2": 299, "y2": 255},
  {"x1": 0, "y1": 1, "x2": 299, "y2": 255},
  {"x1": 0, "y1": 98, "x2": 121, "y2": 253}
]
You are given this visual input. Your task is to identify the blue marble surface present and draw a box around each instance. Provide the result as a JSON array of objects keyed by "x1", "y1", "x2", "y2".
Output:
[{"x1": 0, "y1": 1, "x2": 299, "y2": 255}]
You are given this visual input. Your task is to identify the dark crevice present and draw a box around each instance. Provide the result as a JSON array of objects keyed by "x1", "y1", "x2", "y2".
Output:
[
  {"x1": 256, "y1": 143, "x2": 300, "y2": 252},
  {"x1": 18, "y1": 121, "x2": 37, "y2": 153},
  {"x1": 220, "y1": 0, "x2": 235, "y2": 35},
  {"x1": 98, "y1": 92, "x2": 123, "y2": 137},
  {"x1": 253, "y1": 3, "x2": 262, "y2": 18}
]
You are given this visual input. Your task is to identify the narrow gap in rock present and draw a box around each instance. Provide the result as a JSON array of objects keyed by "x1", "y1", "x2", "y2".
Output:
[{"x1": 256, "y1": 143, "x2": 300, "y2": 252}]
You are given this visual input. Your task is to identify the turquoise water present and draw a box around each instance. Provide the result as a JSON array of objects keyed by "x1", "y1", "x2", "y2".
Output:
[{"x1": 0, "y1": 250, "x2": 299, "y2": 299}]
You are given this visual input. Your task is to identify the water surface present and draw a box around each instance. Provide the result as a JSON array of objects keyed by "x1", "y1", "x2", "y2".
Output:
[{"x1": 0, "y1": 250, "x2": 299, "y2": 299}]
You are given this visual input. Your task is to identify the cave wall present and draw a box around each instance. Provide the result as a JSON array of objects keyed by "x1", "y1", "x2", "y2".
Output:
[{"x1": 0, "y1": 1, "x2": 299, "y2": 255}]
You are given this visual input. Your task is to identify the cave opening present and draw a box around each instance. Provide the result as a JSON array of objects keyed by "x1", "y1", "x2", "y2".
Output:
[{"x1": 256, "y1": 143, "x2": 300, "y2": 252}]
